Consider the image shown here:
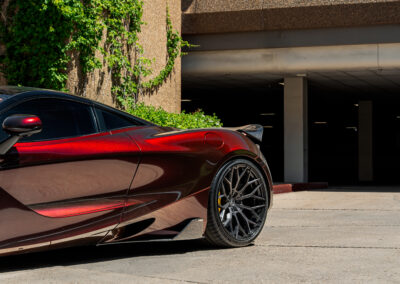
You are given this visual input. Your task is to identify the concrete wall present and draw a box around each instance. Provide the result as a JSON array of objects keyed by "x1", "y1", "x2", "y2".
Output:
[
  {"x1": 183, "y1": 0, "x2": 400, "y2": 34},
  {"x1": 1, "y1": 0, "x2": 181, "y2": 113},
  {"x1": 138, "y1": 0, "x2": 181, "y2": 113}
]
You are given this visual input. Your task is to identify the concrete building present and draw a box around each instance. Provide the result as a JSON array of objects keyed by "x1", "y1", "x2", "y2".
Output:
[{"x1": 181, "y1": 0, "x2": 400, "y2": 184}]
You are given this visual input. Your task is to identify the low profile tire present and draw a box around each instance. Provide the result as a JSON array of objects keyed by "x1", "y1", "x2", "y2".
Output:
[{"x1": 205, "y1": 159, "x2": 269, "y2": 247}]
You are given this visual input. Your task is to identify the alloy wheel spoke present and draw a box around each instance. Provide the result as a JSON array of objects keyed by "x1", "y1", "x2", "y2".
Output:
[
  {"x1": 237, "y1": 204, "x2": 262, "y2": 221},
  {"x1": 237, "y1": 207, "x2": 258, "y2": 226},
  {"x1": 252, "y1": 196, "x2": 266, "y2": 201},
  {"x1": 220, "y1": 209, "x2": 227, "y2": 222},
  {"x1": 234, "y1": 167, "x2": 240, "y2": 191},
  {"x1": 218, "y1": 202, "x2": 229, "y2": 210},
  {"x1": 236, "y1": 210, "x2": 252, "y2": 232},
  {"x1": 237, "y1": 184, "x2": 262, "y2": 201},
  {"x1": 227, "y1": 207, "x2": 234, "y2": 233},
  {"x1": 233, "y1": 218, "x2": 240, "y2": 238},
  {"x1": 221, "y1": 183, "x2": 228, "y2": 198},
  {"x1": 229, "y1": 167, "x2": 234, "y2": 187},
  {"x1": 218, "y1": 163, "x2": 267, "y2": 240},
  {"x1": 236, "y1": 178, "x2": 260, "y2": 195},
  {"x1": 232, "y1": 166, "x2": 249, "y2": 193},
  {"x1": 251, "y1": 204, "x2": 266, "y2": 209},
  {"x1": 233, "y1": 213, "x2": 246, "y2": 236}
]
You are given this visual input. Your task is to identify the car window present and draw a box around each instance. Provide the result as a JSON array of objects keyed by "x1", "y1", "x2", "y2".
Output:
[
  {"x1": 95, "y1": 108, "x2": 138, "y2": 130},
  {"x1": 0, "y1": 98, "x2": 96, "y2": 142}
]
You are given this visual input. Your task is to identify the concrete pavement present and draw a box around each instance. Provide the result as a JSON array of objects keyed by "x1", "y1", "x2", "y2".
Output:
[{"x1": 1, "y1": 187, "x2": 400, "y2": 283}]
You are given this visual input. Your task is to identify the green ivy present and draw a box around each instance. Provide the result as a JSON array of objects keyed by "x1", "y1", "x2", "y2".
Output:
[
  {"x1": 2, "y1": 0, "x2": 73, "y2": 90},
  {"x1": 0, "y1": 0, "x2": 189, "y2": 110},
  {"x1": 129, "y1": 103, "x2": 223, "y2": 129},
  {"x1": 141, "y1": 7, "x2": 191, "y2": 92}
]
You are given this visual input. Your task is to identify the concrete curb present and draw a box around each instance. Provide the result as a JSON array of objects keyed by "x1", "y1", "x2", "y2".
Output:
[{"x1": 272, "y1": 182, "x2": 329, "y2": 194}]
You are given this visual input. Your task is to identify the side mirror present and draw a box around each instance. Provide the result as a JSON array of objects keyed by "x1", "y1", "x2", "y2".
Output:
[
  {"x1": 3, "y1": 114, "x2": 42, "y2": 137},
  {"x1": 0, "y1": 114, "x2": 42, "y2": 155}
]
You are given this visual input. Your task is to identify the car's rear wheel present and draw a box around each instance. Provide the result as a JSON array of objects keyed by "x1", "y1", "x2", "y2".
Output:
[{"x1": 205, "y1": 159, "x2": 269, "y2": 247}]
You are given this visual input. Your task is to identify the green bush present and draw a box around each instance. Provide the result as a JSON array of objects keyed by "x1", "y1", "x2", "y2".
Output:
[{"x1": 128, "y1": 103, "x2": 223, "y2": 129}]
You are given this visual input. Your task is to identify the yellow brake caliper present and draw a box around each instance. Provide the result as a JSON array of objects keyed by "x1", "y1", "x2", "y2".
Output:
[{"x1": 218, "y1": 191, "x2": 222, "y2": 212}]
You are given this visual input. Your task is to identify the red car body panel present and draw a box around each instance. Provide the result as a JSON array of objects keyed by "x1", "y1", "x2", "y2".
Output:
[
  {"x1": 0, "y1": 129, "x2": 140, "y2": 249},
  {"x1": 0, "y1": 88, "x2": 273, "y2": 256}
]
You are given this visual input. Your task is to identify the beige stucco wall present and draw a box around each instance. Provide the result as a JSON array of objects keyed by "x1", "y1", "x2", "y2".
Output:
[
  {"x1": 138, "y1": 0, "x2": 181, "y2": 113},
  {"x1": 0, "y1": 0, "x2": 181, "y2": 113},
  {"x1": 65, "y1": 29, "x2": 114, "y2": 107},
  {"x1": 66, "y1": 0, "x2": 181, "y2": 113}
]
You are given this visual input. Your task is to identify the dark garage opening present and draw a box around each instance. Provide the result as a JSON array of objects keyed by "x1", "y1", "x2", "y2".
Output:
[
  {"x1": 373, "y1": 98, "x2": 400, "y2": 184},
  {"x1": 308, "y1": 90, "x2": 359, "y2": 184},
  {"x1": 182, "y1": 84, "x2": 284, "y2": 182},
  {"x1": 183, "y1": 83, "x2": 400, "y2": 185},
  {"x1": 309, "y1": 87, "x2": 400, "y2": 185}
]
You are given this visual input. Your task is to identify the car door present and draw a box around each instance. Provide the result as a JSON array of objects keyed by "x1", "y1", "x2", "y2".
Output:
[{"x1": 0, "y1": 97, "x2": 140, "y2": 251}]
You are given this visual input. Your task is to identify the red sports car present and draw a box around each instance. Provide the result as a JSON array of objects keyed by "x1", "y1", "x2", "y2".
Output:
[{"x1": 0, "y1": 86, "x2": 273, "y2": 256}]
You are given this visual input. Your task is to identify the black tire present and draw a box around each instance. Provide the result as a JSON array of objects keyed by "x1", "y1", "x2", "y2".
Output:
[{"x1": 205, "y1": 158, "x2": 269, "y2": 247}]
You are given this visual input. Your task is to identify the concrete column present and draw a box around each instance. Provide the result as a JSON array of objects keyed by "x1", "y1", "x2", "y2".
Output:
[
  {"x1": 358, "y1": 101, "x2": 373, "y2": 182},
  {"x1": 284, "y1": 77, "x2": 308, "y2": 183}
]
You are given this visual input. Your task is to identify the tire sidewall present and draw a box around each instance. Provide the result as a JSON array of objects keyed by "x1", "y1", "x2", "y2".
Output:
[{"x1": 207, "y1": 158, "x2": 269, "y2": 247}]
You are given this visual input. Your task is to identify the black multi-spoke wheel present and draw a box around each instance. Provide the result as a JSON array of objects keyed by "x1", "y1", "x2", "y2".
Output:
[{"x1": 205, "y1": 159, "x2": 269, "y2": 247}]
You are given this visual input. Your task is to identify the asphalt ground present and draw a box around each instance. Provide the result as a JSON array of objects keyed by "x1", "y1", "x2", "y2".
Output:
[{"x1": 1, "y1": 187, "x2": 399, "y2": 283}]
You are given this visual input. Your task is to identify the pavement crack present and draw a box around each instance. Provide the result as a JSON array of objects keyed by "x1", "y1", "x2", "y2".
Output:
[
  {"x1": 138, "y1": 275, "x2": 207, "y2": 284},
  {"x1": 266, "y1": 225, "x2": 400, "y2": 228},
  {"x1": 57, "y1": 266, "x2": 207, "y2": 284},
  {"x1": 256, "y1": 244, "x2": 400, "y2": 250},
  {"x1": 272, "y1": 208, "x2": 400, "y2": 211}
]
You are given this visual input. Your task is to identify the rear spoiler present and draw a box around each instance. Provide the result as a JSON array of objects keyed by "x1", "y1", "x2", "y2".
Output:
[{"x1": 227, "y1": 124, "x2": 264, "y2": 143}]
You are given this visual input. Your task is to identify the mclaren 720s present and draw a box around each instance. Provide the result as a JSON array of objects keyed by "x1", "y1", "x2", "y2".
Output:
[{"x1": 0, "y1": 86, "x2": 273, "y2": 256}]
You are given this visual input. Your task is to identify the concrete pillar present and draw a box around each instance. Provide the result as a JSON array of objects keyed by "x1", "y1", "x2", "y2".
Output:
[
  {"x1": 284, "y1": 77, "x2": 308, "y2": 183},
  {"x1": 358, "y1": 101, "x2": 373, "y2": 182}
]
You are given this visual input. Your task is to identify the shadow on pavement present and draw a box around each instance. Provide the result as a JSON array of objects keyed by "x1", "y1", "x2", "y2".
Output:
[{"x1": 0, "y1": 239, "x2": 232, "y2": 273}]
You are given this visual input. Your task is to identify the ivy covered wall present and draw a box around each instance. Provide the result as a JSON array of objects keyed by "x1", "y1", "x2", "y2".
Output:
[
  {"x1": 0, "y1": 0, "x2": 183, "y2": 113},
  {"x1": 138, "y1": 0, "x2": 182, "y2": 113}
]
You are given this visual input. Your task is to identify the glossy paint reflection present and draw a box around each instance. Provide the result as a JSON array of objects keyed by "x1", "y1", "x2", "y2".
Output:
[
  {"x1": 0, "y1": 124, "x2": 272, "y2": 255},
  {"x1": 0, "y1": 131, "x2": 140, "y2": 252}
]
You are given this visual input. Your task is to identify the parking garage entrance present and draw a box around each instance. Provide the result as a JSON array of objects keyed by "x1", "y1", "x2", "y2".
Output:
[
  {"x1": 182, "y1": 84, "x2": 284, "y2": 182},
  {"x1": 182, "y1": 83, "x2": 400, "y2": 185}
]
